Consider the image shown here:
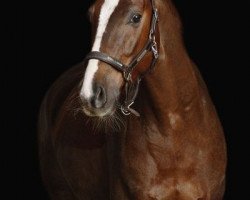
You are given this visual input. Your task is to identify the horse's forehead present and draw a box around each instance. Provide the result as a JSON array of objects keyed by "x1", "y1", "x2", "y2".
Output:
[
  {"x1": 98, "y1": 0, "x2": 121, "y2": 21},
  {"x1": 97, "y1": 0, "x2": 144, "y2": 12},
  {"x1": 98, "y1": 0, "x2": 121, "y2": 10}
]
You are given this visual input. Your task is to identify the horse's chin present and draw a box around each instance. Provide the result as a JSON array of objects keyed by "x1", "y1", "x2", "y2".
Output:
[{"x1": 82, "y1": 106, "x2": 116, "y2": 118}]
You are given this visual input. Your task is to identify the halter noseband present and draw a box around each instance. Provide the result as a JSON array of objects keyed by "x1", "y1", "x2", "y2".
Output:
[{"x1": 84, "y1": 0, "x2": 159, "y2": 117}]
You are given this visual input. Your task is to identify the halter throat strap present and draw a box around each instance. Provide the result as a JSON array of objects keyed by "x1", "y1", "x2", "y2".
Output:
[{"x1": 84, "y1": 0, "x2": 159, "y2": 116}]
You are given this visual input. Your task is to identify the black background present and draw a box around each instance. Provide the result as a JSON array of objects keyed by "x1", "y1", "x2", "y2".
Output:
[{"x1": 10, "y1": 0, "x2": 249, "y2": 199}]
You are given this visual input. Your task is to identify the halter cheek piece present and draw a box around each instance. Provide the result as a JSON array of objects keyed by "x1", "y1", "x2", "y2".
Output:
[{"x1": 84, "y1": 0, "x2": 159, "y2": 117}]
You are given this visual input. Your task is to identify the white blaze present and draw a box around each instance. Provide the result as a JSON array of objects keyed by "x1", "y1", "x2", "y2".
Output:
[{"x1": 81, "y1": 0, "x2": 120, "y2": 99}]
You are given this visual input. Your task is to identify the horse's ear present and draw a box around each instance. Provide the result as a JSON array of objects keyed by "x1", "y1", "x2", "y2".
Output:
[{"x1": 87, "y1": 4, "x2": 95, "y2": 23}]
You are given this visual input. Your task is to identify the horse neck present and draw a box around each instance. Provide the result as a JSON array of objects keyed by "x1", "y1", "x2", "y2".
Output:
[
  {"x1": 140, "y1": 53, "x2": 200, "y2": 129},
  {"x1": 136, "y1": 1, "x2": 207, "y2": 132}
]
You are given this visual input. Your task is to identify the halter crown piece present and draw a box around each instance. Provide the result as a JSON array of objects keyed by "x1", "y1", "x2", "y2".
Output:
[{"x1": 84, "y1": 0, "x2": 159, "y2": 117}]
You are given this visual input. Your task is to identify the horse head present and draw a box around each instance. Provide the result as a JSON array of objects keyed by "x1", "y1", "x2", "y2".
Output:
[{"x1": 80, "y1": 0, "x2": 158, "y2": 117}]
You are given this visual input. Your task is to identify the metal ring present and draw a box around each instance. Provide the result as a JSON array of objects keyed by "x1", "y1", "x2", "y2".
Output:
[
  {"x1": 123, "y1": 71, "x2": 132, "y2": 82},
  {"x1": 121, "y1": 106, "x2": 131, "y2": 115}
]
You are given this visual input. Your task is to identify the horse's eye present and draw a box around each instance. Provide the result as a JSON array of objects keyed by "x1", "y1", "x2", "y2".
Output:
[{"x1": 131, "y1": 13, "x2": 142, "y2": 24}]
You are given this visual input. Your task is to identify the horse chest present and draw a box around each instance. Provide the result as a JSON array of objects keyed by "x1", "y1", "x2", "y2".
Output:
[
  {"x1": 147, "y1": 180, "x2": 204, "y2": 200},
  {"x1": 120, "y1": 157, "x2": 204, "y2": 200},
  {"x1": 120, "y1": 163, "x2": 204, "y2": 199},
  {"x1": 118, "y1": 123, "x2": 205, "y2": 199}
]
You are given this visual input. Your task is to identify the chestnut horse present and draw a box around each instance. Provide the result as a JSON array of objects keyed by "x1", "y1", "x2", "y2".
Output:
[{"x1": 38, "y1": 0, "x2": 227, "y2": 199}]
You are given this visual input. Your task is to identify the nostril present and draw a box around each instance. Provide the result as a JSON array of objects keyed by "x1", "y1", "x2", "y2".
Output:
[
  {"x1": 96, "y1": 86, "x2": 103, "y2": 100},
  {"x1": 91, "y1": 85, "x2": 107, "y2": 108}
]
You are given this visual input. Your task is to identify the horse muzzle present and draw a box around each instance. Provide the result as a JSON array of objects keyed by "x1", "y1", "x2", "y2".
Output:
[{"x1": 80, "y1": 81, "x2": 120, "y2": 117}]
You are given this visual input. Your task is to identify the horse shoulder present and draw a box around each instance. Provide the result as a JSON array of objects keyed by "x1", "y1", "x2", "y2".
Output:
[{"x1": 38, "y1": 63, "x2": 109, "y2": 199}]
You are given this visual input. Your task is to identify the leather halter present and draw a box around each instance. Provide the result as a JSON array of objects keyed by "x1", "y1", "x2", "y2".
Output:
[{"x1": 84, "y1": 0, "x2": 159, "y2": 117}]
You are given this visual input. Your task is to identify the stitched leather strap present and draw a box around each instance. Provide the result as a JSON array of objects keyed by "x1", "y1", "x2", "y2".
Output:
[{"x1": 85, "y1": 51, "x2": 125, "y2": 73}]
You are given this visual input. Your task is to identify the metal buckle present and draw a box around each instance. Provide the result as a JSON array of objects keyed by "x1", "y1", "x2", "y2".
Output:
[
  {"x1": 151, "y1": 40, "x2": 159, "y2": 59},
  {"x1": 154, "y1": 9, "x2": 158, "y2": 21}
]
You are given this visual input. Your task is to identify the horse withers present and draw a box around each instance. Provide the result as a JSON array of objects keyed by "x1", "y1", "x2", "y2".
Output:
[{"x1": 38, "y1": 0, "x2": 227, "y2": 199}]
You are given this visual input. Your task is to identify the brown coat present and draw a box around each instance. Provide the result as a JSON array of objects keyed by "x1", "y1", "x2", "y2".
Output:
[{"x1": 38, "y1": 0, "x2": 227, "y2": 199}]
